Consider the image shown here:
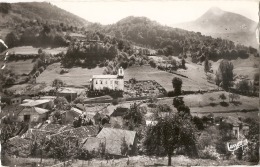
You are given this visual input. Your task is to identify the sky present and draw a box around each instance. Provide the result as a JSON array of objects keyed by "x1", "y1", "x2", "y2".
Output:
[{"x1": 3, "y1": 0, "x2": 260, "y2": 25}]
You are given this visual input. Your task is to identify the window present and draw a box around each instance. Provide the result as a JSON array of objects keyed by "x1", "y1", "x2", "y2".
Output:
[
  {"x1": 115, "y1": 81, "x2": 119, "y2": 85},
  {"x1": 110, "y1": 81, "x2": 113, "y2": 85},
  {"x1": 96, "y1": 80, "x2": 98, "y2": 84},
  {"x1": 100, "y1": 80, "x2": 103, "y2": 84},
  {"x1": 106, "y1": 81, "x2": 107, "y2": 84}
]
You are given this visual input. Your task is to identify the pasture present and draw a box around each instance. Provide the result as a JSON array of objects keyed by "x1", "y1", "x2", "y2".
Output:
[{"x1": 157, "y1": 91, "x2": 259, "y2": 119}]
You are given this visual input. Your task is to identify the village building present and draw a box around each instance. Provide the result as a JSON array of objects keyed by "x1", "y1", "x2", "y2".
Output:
[
  {"x1": 56, "y1": 107, "x2": 84, "y2": 124},
  {"x1": 57, "y1": 88, "x2": 78, "y2": 102},
  {"x1": 21, "y1": 99, "x2": 54, "y2": 110},
  {"x1": 90, "y1": 67, "x2": 124, "y2": 91},
  {"x1": 82, "y1": 128, "x2": 137, "y2": 157},
  {"x1": 224, "y1": 116, "x2": 249, "y2": 139},
  {"x1": 96, "y1": 128, "x2": 137, "y2": 155},
  {"x1": 17, "y1": 106, "x2": 49, "y2": 123}
]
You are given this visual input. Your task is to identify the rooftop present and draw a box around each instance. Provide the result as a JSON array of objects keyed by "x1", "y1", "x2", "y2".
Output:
[
  {"x1": 19, "y1": 107, "x2": 49, "y2": 115},
  {"x1": 92, "y1": 75, "x2": 118, "y2": 79},
  {"x1": 97, "y1": 128, "x2": 136, "y2": 146},
  {"x1": 21, "y1": 99, "x2": 51, "y2": 107}
]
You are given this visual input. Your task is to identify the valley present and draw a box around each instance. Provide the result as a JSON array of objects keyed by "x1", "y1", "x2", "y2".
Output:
[{"x1": 0, "y1": 2, "x2": 259, "y2": 167}]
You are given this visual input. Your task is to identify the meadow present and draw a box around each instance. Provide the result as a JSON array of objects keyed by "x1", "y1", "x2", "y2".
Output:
[{"x1": 157, "y1": 91, "x2": 259, "y2": 119}]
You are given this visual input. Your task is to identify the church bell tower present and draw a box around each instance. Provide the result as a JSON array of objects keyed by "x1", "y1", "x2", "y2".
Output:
[{"x1": 117, "y1": 67, "x2": 124, "y2": 79}]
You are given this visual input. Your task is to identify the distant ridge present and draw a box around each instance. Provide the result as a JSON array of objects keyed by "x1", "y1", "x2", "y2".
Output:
[
  {"x1": 173, "y1": 7, "x2": 258, "y2": 47},
  {"x1": 0, "y1": 2, "x2": 90, "y2": 27}
]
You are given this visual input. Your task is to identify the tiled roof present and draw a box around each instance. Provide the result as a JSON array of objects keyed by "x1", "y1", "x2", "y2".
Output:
[
  {"x1": 8, "y1": 136, "x2": 30, "y2": 147},
  {"x1": 20, "y1": 99, "x2": 51, "y2": 107},
  {"x1": 50, "y1": 126, "x2": 98, "y2": 140},
  {"x1": 81, "y1": 137, "x2": 123, "y2": 156},
  {"x1": 18, "y1": 107, "x2": 49, "y2": 115},
  {"x1": 97, "y1": 128, "x2": 136, "y2": 146},
  {"x1": 21, "y1": 128, "x2": 54, "y2": 140},
  {"x1": 39, "y1": 123, "x2": 72, "y2": 133},
  {"x1": 71, "y1": 107, "x2": 83, "y2": 115},
  {"x1": 34, "y1": 107, "x2": 49, "y2": 114}
]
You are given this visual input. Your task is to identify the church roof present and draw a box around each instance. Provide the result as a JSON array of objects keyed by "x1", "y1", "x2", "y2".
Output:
[{"x1": 92, "y1": 75, "x2": 118, "y2": 79}]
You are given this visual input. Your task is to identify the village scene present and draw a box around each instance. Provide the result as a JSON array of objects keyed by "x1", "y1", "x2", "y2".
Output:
[{"x1": 0, "y1": 1, "x2": 259, "y2": 167}]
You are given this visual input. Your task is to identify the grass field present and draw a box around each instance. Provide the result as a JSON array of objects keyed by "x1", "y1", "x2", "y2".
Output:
[
  {"x1": 37, "y1": 63, "x2": 105, "y2": 86},
  {"x1": 157, "y1": 91, "x2": 259, "y2": 119},
  {"x1": 37, "y1": 64, "x2": 218, "y2": 91},
  {"x1": 211, "y1": 55, "x2": 259, "y2": 80},
  {"x1": 3, "y1": 46, "x2": 67, "y2": 55},
  {"x1": 4, "y1": 59, "x2": 34, "y2": 75}
]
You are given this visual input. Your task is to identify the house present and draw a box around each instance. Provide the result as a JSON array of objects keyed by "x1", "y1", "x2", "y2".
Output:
[
  {"x1": 21, "y1": 128, "x2": 54, "y2": 140},
  {"x1": 17, "y1": 106, "x2": 49, "y2": 123},
  {"x1": 57, "y1": 88, "x2": 78, "y2": 102},
  {"x1": 97, "y1": 128, "x2": 137, "y2": 155},
  {"x1": 1, "y1": 94, "x2": 25, "y2": 105},
  {"x1": 49, "y1": 126, "x2": 99, "y2": 142},
  {"x1": 90, "y1": 67, "x2": 124, "y2": 91},
  {"x1": 223, "y1": 116, "x2": 249, "y2": 139},
  {"x1": 58, "y1": 107, "x2": 83, "y2": 124},
  {"x1": 81, "y1": 137, "x2": 124, "y2": 157},
  {"x1": 21, "y1": 99, "x2": 54, "y2": 110}
]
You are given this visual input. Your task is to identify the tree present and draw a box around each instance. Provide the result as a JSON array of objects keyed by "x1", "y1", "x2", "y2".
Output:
[
  {"x1": 5, "y1": 32, "x2": 19, "y2": 47},
  {"x1": 172, "y1": 77, "x2": 182, "y2": 96},
  {"x1": 143, "y1": 113, "x2": 197, "y2": 166},
  {"x1": 121, "y1": 137, "x2": 129, "y2": 156},
  {"x1": 219, "y1": 93, "x2": 226, "y2": 102},
  {"x1": 236, "y1": 79, "x2": 250, "y2": 94},
  {"x1": 124, "y1": 103, "x2": 145, "y2": 129},
  {"x1": 181, "y1": 58, "x2": 186, "y2": 69},
  {"x1": 193, "y1": 116, "x2": 204, "y2": 130},
  {"x1": 216, "y1": 60, "x2": 233, "y2": 90},
  {"x1": 229, "y1": 93, "x2": 240, "y2": 102},
  {"x1": 46, "y1": 135, "x2": 79, "y2": 167},
  {"x1": 54, "y1": 97, "x2": 69, "y2": 110},
  {"x1": 204, "y1": 58, "x2": 210, "y2": 73},
  {"x1": 52, "y1": 79, "x2": 64, "y2": 92}
]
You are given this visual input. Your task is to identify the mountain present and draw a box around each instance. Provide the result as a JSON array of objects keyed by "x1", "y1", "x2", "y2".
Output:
[
  {"x1": 0, "y1": 2, "x2": 90, "y2": 28},
  {"x1": 173, "y1": 7, "x2": 258, "y2": 47}
]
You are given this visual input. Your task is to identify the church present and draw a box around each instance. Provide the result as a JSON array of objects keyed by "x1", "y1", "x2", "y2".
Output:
[{"x1": 90, "y1": 67, "x2": 124, "y2": 91}]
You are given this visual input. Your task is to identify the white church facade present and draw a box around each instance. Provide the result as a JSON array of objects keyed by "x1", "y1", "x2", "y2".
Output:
[{"x1": 90, "y1": 67, "x2": 124, "y2": 91}]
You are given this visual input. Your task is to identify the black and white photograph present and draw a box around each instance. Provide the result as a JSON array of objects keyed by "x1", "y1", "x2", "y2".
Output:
[{"x1": 0, "y1": 0, "x2": 259, "y2": 166}]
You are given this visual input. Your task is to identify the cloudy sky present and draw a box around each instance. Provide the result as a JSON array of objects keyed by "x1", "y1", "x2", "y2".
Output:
[{"x1": 5, "y1": 0, "x2": 259, "y2": 25}]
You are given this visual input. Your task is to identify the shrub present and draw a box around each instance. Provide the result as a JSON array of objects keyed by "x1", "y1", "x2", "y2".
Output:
[
  {"x1": 167, "y1": 90, "x2": 175, "y2": 97},
  {"x1": 112, "y1": 99, "x2": 119, "y2": 105},
  {"x1": 199, "y1": 146, "x2": 220, "y2": 160}
]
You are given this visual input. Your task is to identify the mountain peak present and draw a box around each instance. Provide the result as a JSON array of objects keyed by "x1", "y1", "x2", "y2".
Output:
[{"x1": 206, "y1": 7, "x2": 225, "y2": 16}]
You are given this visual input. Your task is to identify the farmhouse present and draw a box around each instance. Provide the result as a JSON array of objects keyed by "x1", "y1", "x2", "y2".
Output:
[
  {"x1": 17, "y1": 106, "x2": 49, "y2": 123},
  {"x1": 90, "y1": 67, "x2": 124, "y2": 91}
]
